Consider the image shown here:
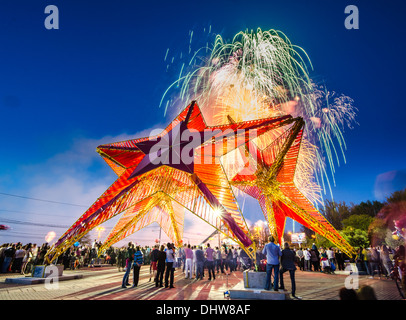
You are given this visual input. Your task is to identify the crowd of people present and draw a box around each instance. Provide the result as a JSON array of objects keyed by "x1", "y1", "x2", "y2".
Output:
[
  {"x1": 1, "y1": 238, "x2": 404, "y2": 299},
  {"x1": 0, "y1": 239, "x2": 250, "y2": 277},
  {"x1": 260, "y1": 237, "x2": 405, "y2": 299},
  {"x1": 119, "y1": 242, "x2": 249, "y2": 289},
  {"x1": 292, "y1": 243, "x2": 405, "y2": 279},
  {"x1": 0, "y1": 242, "x2": 50, "y2": 274}
]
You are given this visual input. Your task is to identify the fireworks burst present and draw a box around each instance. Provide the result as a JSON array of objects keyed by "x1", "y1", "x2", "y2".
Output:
[{"x1": 160, "y1": 27, "x2": 357, "y2": 207}]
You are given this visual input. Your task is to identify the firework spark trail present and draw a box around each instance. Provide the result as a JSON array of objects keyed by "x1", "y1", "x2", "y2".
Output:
[{"x1": 160, "y1": 27, "x2": 357, "y2": 207}]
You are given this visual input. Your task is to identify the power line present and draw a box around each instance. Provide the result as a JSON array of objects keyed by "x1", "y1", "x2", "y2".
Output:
[
  {"x1": 0, "y1": 218, "x2": 69, "y2": 229},
  {"x1": 0, "y1": 192, "x2": 88, "y2": 208},
  {"x1": 0, "y1": 209, "x2": 78, "y2": 219}
]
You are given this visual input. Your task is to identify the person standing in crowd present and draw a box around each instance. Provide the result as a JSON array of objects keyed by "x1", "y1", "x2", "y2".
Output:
[
  {"x1": 355, "y1": 247, "x2": 364, "y2": 272},
  {"x1": 262, "y1": 235, "x2": 282, "y2": 291},
  {"x1": 369, "y1": 247, "x2": 381, "y2": 279},
  {"x1": 2, "y1": 244, "x2": 16, "y2": 273},
  {"x1": 172, "y1": 243, "x2": 178, "y2": 271},
  {"x1": 335, "y1": 249, "x2": 345, "y2": 271},
  {"x1": 205, "y1": 243, "x2": 215, "y2": 281},
  {"x1": 184, "y1": 244, "x2": 193, "y2": 279},
  {"x1": 310, "y1": 248, "x2": 320, "y2": 271},
  {"x1": 393, "y1": 245, "x2": 405, "y2": 298},
  {"x1": 361, "y1": 247, "x2": 370, "y2": 275},
  {"x1": 380, "y1": 245, "x2": 392, "y2": 278},
  {"x1": 279, "y1": 242, "x2": 299, "y2": 299},
  {"x1": 31, "y1": 243, "x2": 38, "y2": 264},
  {"x1": 117, "y1": 247, "x2": 125, "y2": 272},
  {"x1": 155, "y1": 245, "x2": 166, "y2": 288},
  {"x1": 303, "y1": 248, "x2": 311, "y2": 271},
  {"x1": 233, "y1": 247, "x2": 239, "y2": 271},
  {"x1": 319, "y1": 247, "x2": 331, "y2": 273},
  {"x1": 164, "y1": 243, "x2": 175, "y2": 288},
  {"x1": 89, "y1": 246, "x2": 97, "y2": 267},
  {"x1": 150, "y1": 245, "x2": 159, "y2": 282},
  {"x1": 0, "y1": 244, "x2": 7, "y2": 270},
  {"x1": 195, "y1": 245, "x2": 205, "y2": 280},
  {"x1": 132, "y1": 246, "x2": 143, "y2": 288},
  {"x1": 215, "y1": 246, "x2": 222, "y2": 274},
  {"x1": 176, "y1": 245, "x2": 183, "y2": 271},
  {"x1": 12, "y1": 244, "x2": 26, "y2": 273},
  {"x1": 326, "y1": 247, "x2": 335, "y2": 266},
  {"x1": 182, "y1": 243, "x2": 187, "y2": 273},
  {"x1": 192, "y1": 245, "x2": 197, "y2": 277},
  {"x1": 79, "y1": 246, "x2": 87, "y2": 268},
  {"x1": 226, "y1": 247, "x2": 234, "y2": 273},
  {"x1": 144, "y1": 246, "x2": 151, "y2": 265},
  {"x1": 121, "y1": 242, "x2": 135, "y2": 288},
  {"x1": 296, "y1": 247, "x2": 304, "y2": 271},
  {"x1": 221, "y1": 246, "x2": 227, "y2": 272},
  {"x1": 21, "y1": 243, "x2": 33, "y2": 275},
  {"x1": 37, "y1": 243, "x2": 49, "y2": 265},
  {"x1": 255, "y1": 246, "x2": 266, "y2": 271}
]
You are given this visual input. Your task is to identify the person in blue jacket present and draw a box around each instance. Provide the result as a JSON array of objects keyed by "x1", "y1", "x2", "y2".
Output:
[
  {"x1": 262, "y1": 235, "x2": 282, "y2": 291},
  {"x1": 132, "y1": 246, "x2": 144, "y2": 288}
]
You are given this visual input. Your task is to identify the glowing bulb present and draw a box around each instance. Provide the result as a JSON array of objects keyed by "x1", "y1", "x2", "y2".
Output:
[{"x1": 213, "y1": 207, "x2": 223, "y2": 217}]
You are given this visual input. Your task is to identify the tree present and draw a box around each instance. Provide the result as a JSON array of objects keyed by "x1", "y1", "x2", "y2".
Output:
[
  {"x1": 79, "y1": 233, "x2": 92, "y2": 246},
  {"x1": 314, "y1": 233, "x2": 334, "y2": 249},
  {"x1": 368, "y1": 218, "x2": 388, "y2": 247},
  {"x1": 350, "y1": 200, "x2": 384, "y2": 217},
  {"x1": 385, "y1": 229, "x2": 404, "y2": 249},
  {"x1": 250, "y1": 221, "x2": 269, "y2": 247},
  {"x1": 373, "y1": 188, "x2": 406, "y2": 236},
  {"x1": 341, "y1": 227, "x2": 370, "y2": 249},
  {"x1": 386, "y1": 188, "x2": 406, "y2": 204},
  {"x1": 342, "y1": 214, "x2": 374, "y2": 231},
  {"x1": 320, "y1": 199, "x2": 351, "y2": 230}
]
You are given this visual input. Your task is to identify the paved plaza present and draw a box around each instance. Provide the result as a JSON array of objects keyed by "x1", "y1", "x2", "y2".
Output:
[{"x1": 0, "y1": 265, "x2": 403, "y2": 301}]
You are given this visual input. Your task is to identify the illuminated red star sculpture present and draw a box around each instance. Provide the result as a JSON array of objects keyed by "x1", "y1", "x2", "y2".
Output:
[
  {"x1": 229, "y1": 116, "x2": 355, "y2": 256},
  {"x1": 45, "y1": 101, "x2": 293, "y2": 263}
]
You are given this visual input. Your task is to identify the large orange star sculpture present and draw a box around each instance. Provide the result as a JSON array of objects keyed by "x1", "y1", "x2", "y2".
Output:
[
  {"x1": 45, "y1": 101, "x2": 293, "y2": 263},
  {"x1": 229, "y1": 116, "x2": 355, "y2": 256}
]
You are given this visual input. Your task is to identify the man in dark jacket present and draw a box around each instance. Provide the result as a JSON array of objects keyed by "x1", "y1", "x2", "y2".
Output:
[
  {"x1": 121, "y1": 242, "x2": 135, "y2": 288},
  {"x1": 195, "y1": 246, "x2": 205, "y2": 280},
  {"x1": 279, "y1": 242, "x2": 299, "y2": 299},
  {"x1": 150, "y1": 245, "x2": 159, "y2": 282},
  {"x1": 156, "y1": 245, "x2": 167, "y2": 288}
]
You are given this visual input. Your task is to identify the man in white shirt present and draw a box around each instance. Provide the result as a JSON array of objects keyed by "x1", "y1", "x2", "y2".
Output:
[
  {"x1": 303, "y1": 248, "x2": 311, "y2": 271},
  {"x1": 326, "y1": 247, "x2": 335, "y2": 270}
]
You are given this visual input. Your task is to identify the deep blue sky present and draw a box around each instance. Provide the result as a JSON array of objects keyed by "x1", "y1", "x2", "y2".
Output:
[{"x1": 0, "y1": 0, "x2": 405, "y2": 244}]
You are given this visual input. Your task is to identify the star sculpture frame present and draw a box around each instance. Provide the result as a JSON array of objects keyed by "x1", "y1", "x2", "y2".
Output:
[
  {"x1": 228, "y1": 115, "x2": 355, "y2": 257},
  {"x1": 44, "y1": 101, "x2": 295, "y2": 263}
]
